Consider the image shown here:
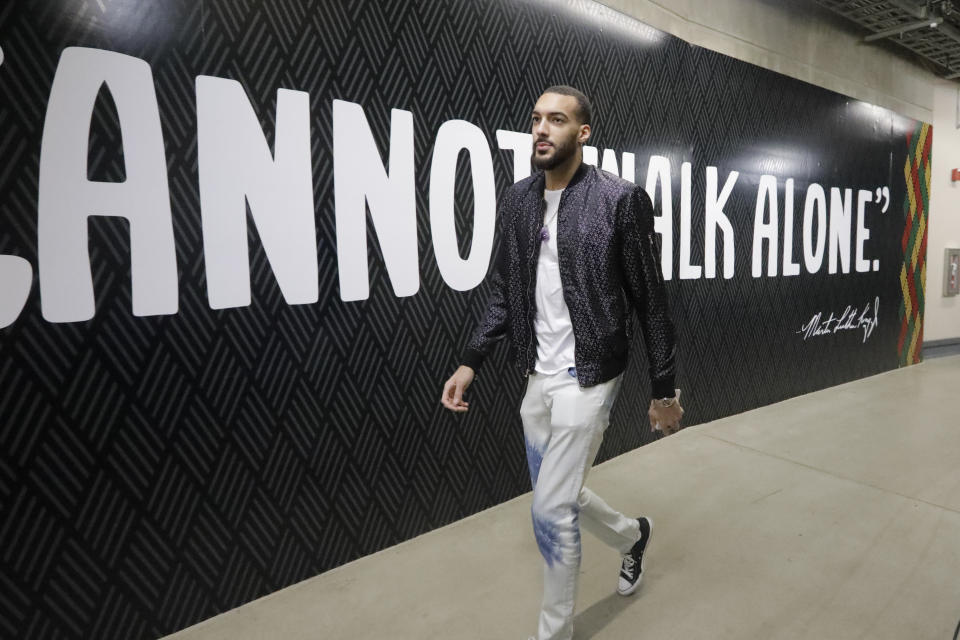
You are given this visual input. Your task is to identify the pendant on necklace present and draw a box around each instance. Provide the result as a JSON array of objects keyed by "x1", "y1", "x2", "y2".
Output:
[{"x1": 540, "y1": 226, "x2": 550, "y2": 242}]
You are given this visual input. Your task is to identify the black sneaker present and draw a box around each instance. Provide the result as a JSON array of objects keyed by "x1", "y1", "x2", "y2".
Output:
[{"x1": 617, "y1": 517, "x2": 652, "y2": 596}]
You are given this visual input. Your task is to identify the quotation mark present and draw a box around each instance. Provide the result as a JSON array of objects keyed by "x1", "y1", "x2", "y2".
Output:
[
  {"x1": 874, "y1": 186, "x2": 890, "y2": 213},
  {"x1": 871, "y1": 186, "x2": 891, "y2": 272}
]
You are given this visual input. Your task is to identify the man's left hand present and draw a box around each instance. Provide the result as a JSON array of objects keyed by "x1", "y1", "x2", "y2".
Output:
[{"x1": 649, "y1": 397, "x2": 684, "y2": 435}]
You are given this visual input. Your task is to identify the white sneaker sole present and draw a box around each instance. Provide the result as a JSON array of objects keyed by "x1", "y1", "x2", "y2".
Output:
[{"x1": 617, "y1": 517, "x2": 653, "y2": 596}]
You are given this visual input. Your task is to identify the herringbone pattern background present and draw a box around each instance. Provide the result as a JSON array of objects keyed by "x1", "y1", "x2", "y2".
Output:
[{"x1": 0, "y1": 0, "x2": 917, "y2": 637}]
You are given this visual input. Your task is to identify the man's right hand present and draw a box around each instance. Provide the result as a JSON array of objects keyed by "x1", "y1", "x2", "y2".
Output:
[{"x1": 441, "y1": 365, "x2": 475, "y2": 412}]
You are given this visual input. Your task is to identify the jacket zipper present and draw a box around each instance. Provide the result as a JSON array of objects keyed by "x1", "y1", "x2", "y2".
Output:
[
  {"x1": 555, "y1": 188, "x2": 582, "y2": 383},
  {"x1": 525, "y1": 197, "x2": 546, "y2": 375}
]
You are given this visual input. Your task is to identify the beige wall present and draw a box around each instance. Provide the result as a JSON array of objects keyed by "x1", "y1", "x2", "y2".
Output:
[
  {"x1": 599, "y1": 0, "x2": 959, "y2": 341},
  {"x1": 926, "y1": 80, "x2": 960, "y2": 341}
]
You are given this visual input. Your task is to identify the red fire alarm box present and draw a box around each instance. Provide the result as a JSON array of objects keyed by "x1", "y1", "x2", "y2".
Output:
[{"x1": 953, "y1": 168, "x2": 960, "y2": 182}]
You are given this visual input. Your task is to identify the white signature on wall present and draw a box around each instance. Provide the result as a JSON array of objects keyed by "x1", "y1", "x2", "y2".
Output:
[{"x1": 796, "y1": 296, "x2": 879, "y2": 344}]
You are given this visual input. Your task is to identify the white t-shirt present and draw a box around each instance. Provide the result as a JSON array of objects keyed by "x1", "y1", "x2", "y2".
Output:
[{"x1": 534, "y1": 189, "x2": 576, "y2": 374}]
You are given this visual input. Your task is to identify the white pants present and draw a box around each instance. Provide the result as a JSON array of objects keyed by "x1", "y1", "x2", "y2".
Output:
[{"x1": 520, "y1": 370, "x2": 641, "y2": 640}]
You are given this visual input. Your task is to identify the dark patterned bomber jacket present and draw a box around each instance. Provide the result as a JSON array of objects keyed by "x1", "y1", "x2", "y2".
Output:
[{"x1": 461, "y1": 162, "x2": 677, "y2": 398}]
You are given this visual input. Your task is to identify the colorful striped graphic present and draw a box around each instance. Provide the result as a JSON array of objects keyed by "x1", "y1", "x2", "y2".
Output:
[{"x1": 898, "y1": 122, "x2": 931, "y2": 365}]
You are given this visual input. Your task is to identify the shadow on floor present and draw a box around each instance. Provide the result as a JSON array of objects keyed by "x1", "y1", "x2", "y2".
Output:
[{"x1": 574, "y1": 590, "x2": 643, "y2": 639}]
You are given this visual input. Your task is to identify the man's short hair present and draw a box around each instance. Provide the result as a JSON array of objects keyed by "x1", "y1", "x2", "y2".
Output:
[{"x1": 542, "y1": 85, "x2": 592, "y2": 126}]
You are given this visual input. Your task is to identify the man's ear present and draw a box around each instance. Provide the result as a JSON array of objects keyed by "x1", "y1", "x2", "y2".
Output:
[{"x1": 579, "y1": 124, "x2": 591, "y2": 145}]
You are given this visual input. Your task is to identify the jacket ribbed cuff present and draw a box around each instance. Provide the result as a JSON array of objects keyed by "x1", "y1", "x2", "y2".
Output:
[
  {"x1": 651, "y1": 377, "x2": 676, "y2": 400},
  {"x1": 461, "y1": 348, "x2": 485, "y2": 372}
]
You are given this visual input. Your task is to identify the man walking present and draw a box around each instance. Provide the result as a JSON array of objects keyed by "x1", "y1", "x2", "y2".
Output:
[{"x1": 441, "y1": 86, "x2": 683, "y2": 640}]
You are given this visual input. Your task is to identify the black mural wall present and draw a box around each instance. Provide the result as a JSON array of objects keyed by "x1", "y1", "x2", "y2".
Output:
[{"x1": 0, "y1": 0, "x2": 929, "y2": 638}]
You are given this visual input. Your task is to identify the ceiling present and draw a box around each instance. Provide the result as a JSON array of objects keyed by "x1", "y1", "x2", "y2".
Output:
[{"x1": 813, "y1": 0, "x2": 960, "y2": 80}]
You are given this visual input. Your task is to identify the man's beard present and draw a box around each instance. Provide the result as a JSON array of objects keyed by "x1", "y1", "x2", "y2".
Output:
[{"x1": 531, "y1": 136, "x2": 577, "y2": 170}]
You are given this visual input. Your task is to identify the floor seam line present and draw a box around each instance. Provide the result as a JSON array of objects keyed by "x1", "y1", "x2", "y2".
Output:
[{"x1": 697, "y1": 431, "x2": 960, "y2": 516}]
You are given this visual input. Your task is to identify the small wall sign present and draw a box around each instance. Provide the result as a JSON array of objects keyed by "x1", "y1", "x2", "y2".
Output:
[{"x1": 946, "y1": 248, "x2": 960, "y2": 297}]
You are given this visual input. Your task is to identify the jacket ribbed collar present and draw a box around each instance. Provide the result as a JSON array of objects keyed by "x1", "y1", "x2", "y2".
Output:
[{"x1": 528, "y1": 161, "x2": 591, "y2": 194}]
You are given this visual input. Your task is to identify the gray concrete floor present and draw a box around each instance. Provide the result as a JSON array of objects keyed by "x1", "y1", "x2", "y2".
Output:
[{"x1": 165, "y1": 356, "x2": 960, "y2": 640}]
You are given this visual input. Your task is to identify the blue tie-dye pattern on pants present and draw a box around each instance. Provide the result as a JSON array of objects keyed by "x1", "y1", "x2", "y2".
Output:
[
  {"x1": 525, "y1": 437, "x2": 545, "y2": 487},
  {"x1": 531, "y1": 509, "x2": 581, "y2": 568},
  {"x1": 532, "y1": 510, "x2": 564, "y2": 567}
]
